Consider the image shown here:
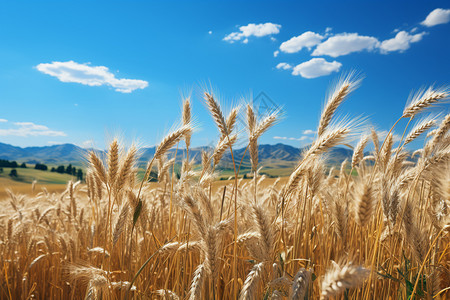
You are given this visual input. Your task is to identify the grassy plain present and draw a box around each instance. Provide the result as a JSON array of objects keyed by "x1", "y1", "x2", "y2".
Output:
[{"x1": 0, "y1": 168, "x2": 75, "y2": 199}]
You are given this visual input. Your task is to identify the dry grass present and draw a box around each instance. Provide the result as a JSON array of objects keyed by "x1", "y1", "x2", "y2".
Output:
[{"x1": 0, "y1": 79, "x2": 449, "y2": 300}]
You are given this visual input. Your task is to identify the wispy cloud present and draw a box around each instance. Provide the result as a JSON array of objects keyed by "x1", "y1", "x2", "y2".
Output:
[
  {"x1": 276, "y1": 62, "x2": 292, "y2": 70},
  {"x1": 376, "y1": 130, "x2": 402, "y2": 143},
  {"x1": 81, "y1": 140, "x2": 95, "y2": 148},
  {"x1": 379, "y1": 31, "x2": 427, "y2": 53},
  {"x1": 292, "y1": 58, "x2": 342, "y2": 79},
  {"x1": 274, "y1": 136, "x2": 311, "y2": 141},
  {"x1": 421, "y1": 8, "x2": 450, "y2": 27},
  {"x1": 36, "y1": 61, "x2": 148, "y2": 93},
  {"x1": 273, "y1": 136, "x2": 311, "y2": 141},
  {"x1": 0, "y1": 119, "x2": 7, "y2": 123},
  {"x1": 224, "y1": 22, "x2": 281, "y2": 43},
  {"x1": 303, "y1": 129, "x2": 316, "y2": 135},
  {"x1": 279, "y1": 31, "x2": 324, "y2": 54},
  {"x1": 0, "y1": 122, "x2": 66, "y2": 137},
  {"x1": 312, "y1": 33, "x2": 380, "y2": 57}
]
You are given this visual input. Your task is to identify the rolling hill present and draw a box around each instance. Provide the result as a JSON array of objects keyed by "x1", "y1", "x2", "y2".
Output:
[
  {"x1": 0, "y1": 142, "x2": 354, "y2": 171},
  {"x1": 0, "y1": 143, "x2": 86, "y2": 165}
]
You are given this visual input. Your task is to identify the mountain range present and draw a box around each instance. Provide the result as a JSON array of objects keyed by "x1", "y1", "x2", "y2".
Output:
[{"x1": 0, "y1": 142, "x2": 353, "y2": 169}]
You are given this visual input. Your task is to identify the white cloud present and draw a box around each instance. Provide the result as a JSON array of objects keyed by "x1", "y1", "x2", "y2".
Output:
[
  {"x1": 81, "y1": 140, "x2": 95, "y2": 148},
  {"x1": 273, "y1": 50, "x2": 279, "y2": 57},
  {"x1": 379, "y1": 31, "x2": 427, "y2": 53},
  {"x1": 0, "y1": 122, "x2": 66, "y2": 137},
  {"x1": 421, "y1": 8, "x2": 450, "y2": 27},
  {"x1": 276, "y1": 62, "x2": 292, "y2": 70},
  {"x1": 0, "y1": 119, "x2": 7, "y2": 123},
  {"x1": 325, "y1": 27, "x2": 333, "y2": 33},
  {"x1": 208, "y1": 30, "x2": 212, "y2": 35},
  {"x1": 36, "y1": 61, "x2": 148, "y2": 93},
  {"x1": 303, "y1": 129, "x2": 316, "y2": 135},
  {"x1": 270, "y1": 37, "x2": 276, "y2": 41},
  {"x1": 47, "y1": 141, "x2": 64, "y2": 145},
  {"x1": 377, "y1": 130, "x2": 402, "y2": 143},
  {"x1": 223, "y1": 22, "x2": 281, "y2": 43},
  {"x1": 292, "y1": 58, "x2": 342, "y2": 79},
  {"x1": 279, "y1": 31, "x2": 324, "y2": 53},
  {"x1": 274, "y1": 136, "x2": 311, "y2": 141},
  {"x1": 312, "y1": 33, "x2": 380, "y2": 57}
]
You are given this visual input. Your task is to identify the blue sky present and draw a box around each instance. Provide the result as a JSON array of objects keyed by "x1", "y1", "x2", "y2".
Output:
[{"x1": 0, "y1": 1, "x2": 449, "y2": 149}]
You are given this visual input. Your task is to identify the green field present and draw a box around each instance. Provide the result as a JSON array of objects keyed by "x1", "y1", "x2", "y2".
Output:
[{"x1": 0, "y1": 167, "x2": 75, "y2": 184}]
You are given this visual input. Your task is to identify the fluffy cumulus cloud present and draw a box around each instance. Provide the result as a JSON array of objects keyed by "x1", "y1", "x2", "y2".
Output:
[
  {"x1": 0, "y1": 122, "x2": 66, "y2": 137},
  {"x1": 276, "y1": 62, "x2": 292, "y2": 70},
  {"x1": 312, "y1": 33, "x2": 380, "y2": 57},
  {"x1": 292, "y1": 58, "x2": 342, "y2": 79},
  {"x1": 223, "y1": 22, "x2": 281, "y2": 43},
  {"x1": 379, "y1": 31, "x2": 427, "y2": 53},
  {"x1": 421, "y1": 8, "x2": 450, "y2": 27},
  {"x1": 36, "y1": 61, "x2": 148, "y2": 93},
  {"x1": 279, "y1": 31, "x2": 324, "y2": 53}
]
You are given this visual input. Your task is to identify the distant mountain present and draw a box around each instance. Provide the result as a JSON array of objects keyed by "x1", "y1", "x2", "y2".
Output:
[
  {"x1": 0, "y1": 143, "x2": 88, "y2": 165},
  {"x1": 0, "y1": 142, "x2": 354, "y2": 169}
]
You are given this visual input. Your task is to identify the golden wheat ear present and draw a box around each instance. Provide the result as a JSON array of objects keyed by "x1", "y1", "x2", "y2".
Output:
[
  {"x1": 318, "y1": 72, "x2": 362, "y2": 137},
  {"x1": 402, "y1": 87, "x2": 449, "y2": 118},
  {"x1": 289, "y1": 268, "x2": 311, "y2": 300},
  {"x1": 204, "y1": 91, "x2": 228, "y2": 137},
  {"x1": 320, "y1": 262, "x2": 369, "y2": 299}
]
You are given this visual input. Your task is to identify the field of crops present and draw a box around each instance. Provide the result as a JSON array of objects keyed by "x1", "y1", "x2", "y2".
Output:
[{"x1": 0, "y1": 77, "x2": 449, "y2": 299}]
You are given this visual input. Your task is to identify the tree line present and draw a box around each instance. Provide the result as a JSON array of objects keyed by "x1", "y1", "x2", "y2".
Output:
[
  {"x1": 0, "y1": 159, "x2": 83, "y2": 181},
  {"x1": 50, "y1": 164, "x2": 83, "y2": 181},
  {"x1": 0, "y1": 159, "x2": 27, "y2": 168}
]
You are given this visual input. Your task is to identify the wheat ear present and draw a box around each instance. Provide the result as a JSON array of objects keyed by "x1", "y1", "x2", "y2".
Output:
[
  {"x1": 189, "y1": 263, "x2": 205, "y2": 300},
  {"x1": 290, "y1": 268, "x2": 311, "y2": 300},
  {"x1": 154, "y1": 124, "x2": 192, "y2": 160},
  {"x1": 352, "y1": 135, "x2": 369, "y2": 168},
  {"x1": 318, "y1": 73, "x2": 361, "y2": 136},
  {"x1": 321, "y1": 262, "x2": 369, "y2": 299},
  {"x1": 204, "y1": 92, "x2": 228, "y2": 137},
  {"x1": 404, "y1": 117, "x2": 437, "y2": 145},
  {"x1": 356, "y1": 183, "x2": 375, "y2": 226},
  {"x1": 402, "y1": 87, "x2": 448, "y2": 118},
  {"x1": 116, "y1": 146, "x2": 137, "y2": 191},
  {"x1": 89, "y1": 151, "x2": 107, "y2": 184},
  {"x1": 239, "y1": 262, "x2": 265, "y2": 300},
  {"x1": 182, "y1": 97, "x2": 192, "y2": 149},
  {"x1": 113, "y1": 203, "x2": 129, "y2": 246},
  {"x1": 107, "y1": 139, "x2": 119, "y2": 187}
]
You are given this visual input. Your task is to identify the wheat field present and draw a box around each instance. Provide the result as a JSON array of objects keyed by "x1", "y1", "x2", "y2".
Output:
[{"x1": 0, "y1": 77, "x2": 449, "y2": 299}]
